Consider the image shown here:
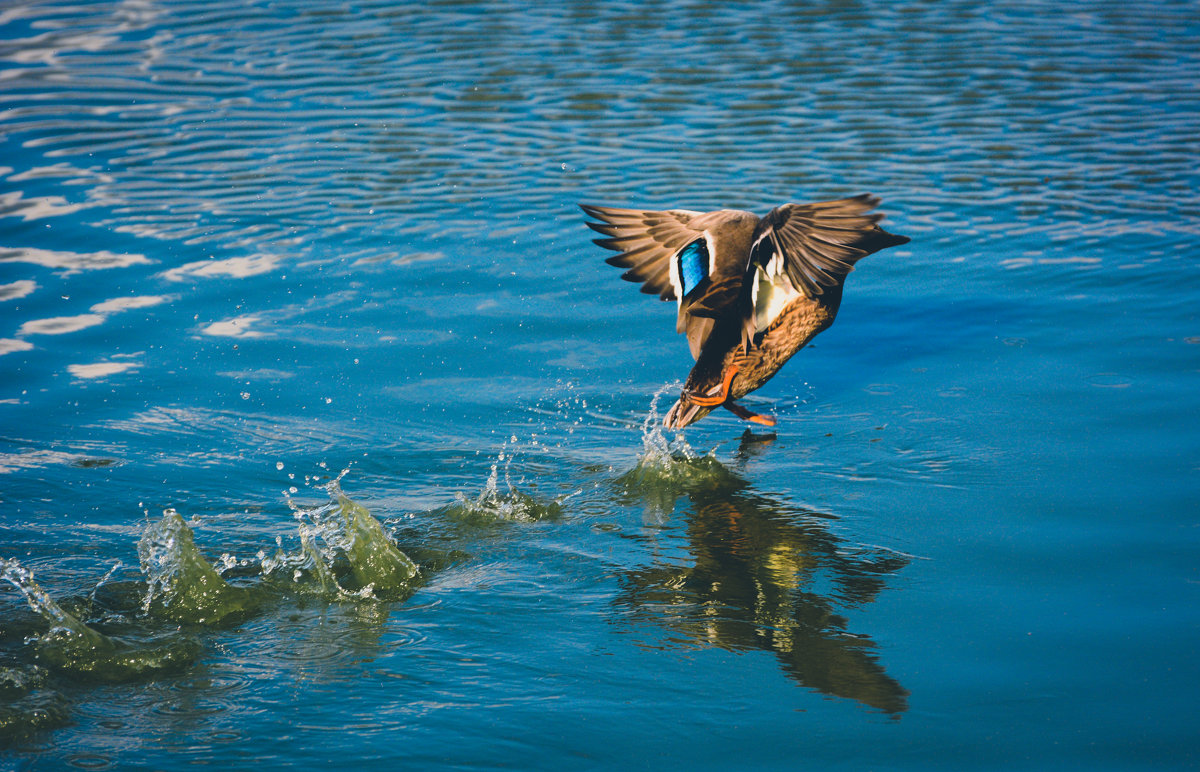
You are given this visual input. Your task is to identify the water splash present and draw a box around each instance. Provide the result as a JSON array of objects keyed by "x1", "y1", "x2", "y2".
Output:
[
  {"x1": 137, "y1": 509, "x2": 258, "y2": 626},
  {"x1": 278, "y1": 480, "x2": 420, "y2": 601},
  {"x1": 633, "y1": 387, "x2": 699, "y2": 470},
  {"x1": 87, "y1": 560, "x2": 124, "y2": 610},
  {"x1": 336, "y1": 486, "x2": 420, "y2": 599},
  {"x1": 625, "y1": 386, "x2": 735, "y2": 486},
  {"x1": 1, "y1": 557, "x2": 200, "y2": 681},
  {"x1": 1, "y1": 558, "x2": 113, "y2": 652},
  {"x1": 0, "y1": 665, "x2": 46, "y2": 700},
  {"x1": 448, "y1": 442, "x2": 565, "y2": 524},
  {"x1": 615, "y1": 386, "x2": 742, "y2": 516}
]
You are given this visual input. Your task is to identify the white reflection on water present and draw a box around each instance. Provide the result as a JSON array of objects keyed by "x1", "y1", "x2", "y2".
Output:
[
  {"x1": 5, "y1": 296, "x2": 166, "y2": 362},
  {"x1": 8, "y1": 163, "x2": 115, "y2": 184},
  {"x1": 0, "y1": 449, "x2": 111, "y2": 474},
  {"x1": 0, "y1": 191, "x2": 86, "y2": 221},
  {"x1": 0, "y1": 338, "x2": 33, "y2": 355},
  {"x1": 203, "y1": 315, "x2": 267, "y2": 338},
  {"x1": 0, "y1": 280, "x2": 36, "y2": 300},
  {"x1": 217, "y1": 368, "x2": 294, "y2": 381},
  {"x1": 68, "y1": 361, "x2": 141, "y2": 379},
  {"x1": 19, "y1": 314, "x2": 106, "y2": 336},
  {"x1": 0, "y1": 246, "x2": 151, "y2": 273},
  {"x1": 90, "y1": 295, "x2": 169, "y2": 313},
  {"x1": 1001, "y1": 256, "x2": 1103, "y2": 270},
  {"x1": 160, "y1": 254, "x2": 280, "y2": 282}
]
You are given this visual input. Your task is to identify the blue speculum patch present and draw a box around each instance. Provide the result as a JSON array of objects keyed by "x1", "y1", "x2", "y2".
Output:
[{"x1": 677, "y1": 240, "x2": 708, "y2": 297}]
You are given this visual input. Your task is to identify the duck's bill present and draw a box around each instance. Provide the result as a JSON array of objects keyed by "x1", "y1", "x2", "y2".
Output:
[{"x1": 663, "y1": 397, "x2": 712, "y2": 430}]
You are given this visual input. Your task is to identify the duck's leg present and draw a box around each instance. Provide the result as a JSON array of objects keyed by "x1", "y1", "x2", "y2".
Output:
[
  {"x1": 685, "y1": 364, "x2": 740, "y2": 407},
  {"x1": 722, "y1": 400, "x2": 777, "y2": 427}
]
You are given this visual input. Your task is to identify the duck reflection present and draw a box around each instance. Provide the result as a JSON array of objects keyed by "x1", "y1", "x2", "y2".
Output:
[{"x1": 616, "y1": 433, "x2": 910, "y2": 715}]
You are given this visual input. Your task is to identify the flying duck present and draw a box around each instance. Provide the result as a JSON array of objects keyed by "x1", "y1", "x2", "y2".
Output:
[{"x1": 582, "y1": 194, "x2": 909, "y2": 429}]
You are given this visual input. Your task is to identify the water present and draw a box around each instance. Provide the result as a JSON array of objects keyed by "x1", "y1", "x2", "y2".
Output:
[{"x1": 1, "y1": 0, "x2": 1198, "y2": 767}]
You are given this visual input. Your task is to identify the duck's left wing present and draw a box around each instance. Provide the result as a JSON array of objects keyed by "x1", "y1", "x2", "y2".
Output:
[
  {"x1": 580, "y1": 204, "x2": 705, "y2": 302},
  {"x1": 583, "y1": 203, "x2": 734, "y2": 358}
]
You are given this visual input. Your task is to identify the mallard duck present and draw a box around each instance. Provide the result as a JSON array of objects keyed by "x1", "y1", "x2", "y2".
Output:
[{"x1": 582, "y1": 194, "x2": 909, "y2": 430}]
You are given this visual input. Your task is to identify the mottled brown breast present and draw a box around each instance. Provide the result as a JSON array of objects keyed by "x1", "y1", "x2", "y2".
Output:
[{"x1": 725, "y1": 296, "x2": 839, "y2": 401}]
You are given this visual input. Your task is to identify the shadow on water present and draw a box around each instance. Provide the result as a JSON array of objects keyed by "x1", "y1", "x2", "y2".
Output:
[{"x1": 615, "y1": 424, "x2": 911, "y2": 717}]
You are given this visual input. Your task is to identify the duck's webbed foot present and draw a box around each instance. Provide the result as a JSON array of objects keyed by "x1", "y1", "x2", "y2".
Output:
[
  {"x1": 685, "y1": 364, "x2": 740, "y2": 407},
  {"x1": 722, "y1": 400, "x2": 776, "y2": 427}
]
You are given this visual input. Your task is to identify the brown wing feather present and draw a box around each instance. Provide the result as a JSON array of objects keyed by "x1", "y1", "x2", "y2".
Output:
[
  {"x1": 748, "y1": 194, "x2": 910, "y2": 298},
  {"x1": 585, "y1": 204, "x2": 765, "y2": 360},
  {"x1": 740, "y1": 195, "x2": 909, "y2": 352},
  {"x1": 581, "y1": 204, "x2": 704, "y2": 301}
]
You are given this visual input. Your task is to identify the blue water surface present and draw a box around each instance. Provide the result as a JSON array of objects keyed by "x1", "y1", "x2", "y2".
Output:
[{"x1": 1, "y1": 0, "x2": 1198, "y2": 768}]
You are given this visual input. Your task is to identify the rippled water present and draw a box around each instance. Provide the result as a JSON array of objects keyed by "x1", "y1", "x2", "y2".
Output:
[{"x1": 2, "y1": 0, "x2": 1198, "y2": 768}]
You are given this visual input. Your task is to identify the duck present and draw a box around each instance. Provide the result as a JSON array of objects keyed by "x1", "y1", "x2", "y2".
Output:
[{"x1": 581, "y1": 194, "x2": 909, "y2": 430}]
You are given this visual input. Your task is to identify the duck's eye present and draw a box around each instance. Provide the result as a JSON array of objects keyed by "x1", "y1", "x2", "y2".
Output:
[{"x1": 676, "y1": 239, "x2": 709, "y2": 297}]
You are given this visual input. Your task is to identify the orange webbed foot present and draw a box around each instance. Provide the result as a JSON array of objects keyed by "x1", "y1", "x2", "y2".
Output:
[
  {"x1": 686, "y1": 364, "x2": 740, "y2": 407},
  {"x1": 722, "y1": 400, "x2": 776, "y2": 427}
]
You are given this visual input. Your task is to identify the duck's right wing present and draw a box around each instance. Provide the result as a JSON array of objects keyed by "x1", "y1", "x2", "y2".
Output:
[{"x1": 742, "y1": 194, "x2": 910, "y2": 348}]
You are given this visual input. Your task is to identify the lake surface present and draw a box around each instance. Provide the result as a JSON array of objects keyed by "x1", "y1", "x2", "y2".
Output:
[{"x1": 1, "y1": 0, "x2": 1198, "y2": 768}]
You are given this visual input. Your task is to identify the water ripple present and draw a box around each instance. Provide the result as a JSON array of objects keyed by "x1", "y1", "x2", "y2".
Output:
[
  {"x1": 0, "y1": 0, "x2": 1198, "y2": 761},
  {"x1": 1, "y1": 0, "x2": 1190, "y2": 279}
]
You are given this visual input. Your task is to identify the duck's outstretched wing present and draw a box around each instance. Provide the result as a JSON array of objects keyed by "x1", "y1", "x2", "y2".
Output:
[
  {"x1": 581, "y1": 204, "x2": 702, "y2": 301},
  {"x1": 742, "y1": 194, "x2": 909, "y2": 347},
  {"x1": 582, "y1": 203, "x2": 731, "y2": 358}
]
